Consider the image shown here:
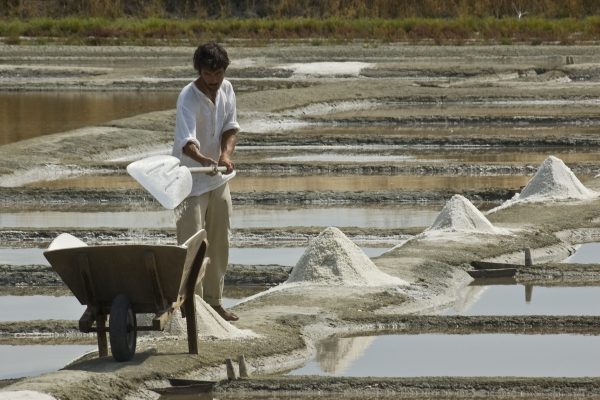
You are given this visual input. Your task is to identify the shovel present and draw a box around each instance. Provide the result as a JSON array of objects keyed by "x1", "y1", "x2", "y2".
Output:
[{"x1": 127, "y1": 155, "x2": 227, "y2": 209}]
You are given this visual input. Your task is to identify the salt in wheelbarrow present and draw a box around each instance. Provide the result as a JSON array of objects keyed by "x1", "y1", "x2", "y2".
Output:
[{"x1": 43, "y1": 229, "x2": 209, "y2": 362}]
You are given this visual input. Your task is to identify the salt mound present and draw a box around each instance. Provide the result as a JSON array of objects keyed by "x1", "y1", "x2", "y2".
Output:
[
  {"x1": 287, "y1": 227, "x2": 407, "y2": 287},
  {"x1": 518, "y1": 155, "x2": 595, "y2": 201},
  {"x1": 428, "y1": 194, "x2": 498, "y2": 233},
  {"x1": 141, "y1": 295, "x2": 255, "y2": 340}
]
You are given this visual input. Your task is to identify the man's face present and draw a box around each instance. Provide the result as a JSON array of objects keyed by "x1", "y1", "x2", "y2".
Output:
[{"x1": 199, "y1": 68, "x2": 225, "y2": 93}]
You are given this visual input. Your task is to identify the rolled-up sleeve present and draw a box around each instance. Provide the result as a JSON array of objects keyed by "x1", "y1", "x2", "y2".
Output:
[
  {"x1": 172, "y1": 101, "x2": 201, "y2": 160},
  {"x1": 222, "y1": 84, "x2": 241, "y2": 135}
]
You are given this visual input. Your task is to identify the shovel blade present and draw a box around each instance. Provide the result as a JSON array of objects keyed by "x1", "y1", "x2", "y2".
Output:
[{"x1": 127, "y1": 155, "x2": 192, "y2": 209}]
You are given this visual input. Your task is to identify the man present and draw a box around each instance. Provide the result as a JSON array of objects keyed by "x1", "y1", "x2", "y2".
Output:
[{"x1": 172, "y1": 42, "x2": 240, "y2": 321}]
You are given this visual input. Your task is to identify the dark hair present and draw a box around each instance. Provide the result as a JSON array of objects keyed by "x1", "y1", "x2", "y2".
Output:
[{"x1": 193, "y1": 42, "x2": 230, "y2": 72}]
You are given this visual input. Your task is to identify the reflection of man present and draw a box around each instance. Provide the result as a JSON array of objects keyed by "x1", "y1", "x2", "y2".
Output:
[{"x1": 172, "y1": 42, "x2": 239, "y2": 321}]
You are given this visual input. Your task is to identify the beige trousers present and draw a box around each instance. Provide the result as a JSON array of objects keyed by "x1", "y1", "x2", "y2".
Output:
[{"x1": 175, "y1": 183, "x2": 231, "y2": 306}]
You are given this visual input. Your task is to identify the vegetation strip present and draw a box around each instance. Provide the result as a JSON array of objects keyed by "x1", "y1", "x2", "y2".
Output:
[{"x1": 3, "y1": 16, "x2": 600, "y2": 45}]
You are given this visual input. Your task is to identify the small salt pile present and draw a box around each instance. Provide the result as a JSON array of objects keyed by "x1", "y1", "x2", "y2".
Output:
[
  {"x1": 142, "y1": 295, "x2": 255, "y2": 340},
  {"x1": 287, "y1": 227, "x2": 407, "y2": 287},
  {"x1": 517, "y1": 155, "x2": 596, "y2": 201},
  {"x1": 427, "y1": 194, "x2": 498, "y2": 234}
]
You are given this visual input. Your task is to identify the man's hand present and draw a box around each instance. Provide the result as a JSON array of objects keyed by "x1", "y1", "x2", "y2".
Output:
[
  {"x1": 219, "y1": 154, "x2": 234, "y2": 174},
  {"x1": 182, "y1": 142, "x2": 220, "y2": 174},
  {"x1": 219, "y1": 129, "x2": 237, "y2": 175}
]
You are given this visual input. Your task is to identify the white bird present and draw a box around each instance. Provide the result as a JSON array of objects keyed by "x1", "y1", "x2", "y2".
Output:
[{"x1": 513, "y1": 3, "x2": 528, "y2": 19}]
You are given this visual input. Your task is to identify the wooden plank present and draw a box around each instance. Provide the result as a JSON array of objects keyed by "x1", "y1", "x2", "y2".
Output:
[
  {"x1": 184, "y1": 246, "x2": 208, "y2": 355},
  {"x1": 468, "y1": 268, "x2": 517, "y2": 278},
  {"x1": 77, "y1": 253, "x2": 96, "y2": 309},
  {"x1": 144, "y1": 250, "x2": 168, "y2": 311},
  {"x1": 78, "y1": 306, "x2": 95, "y2": 333},
  {"x1": 96, "y1": 314, "x2": 108, "y2": 358},
  {"x1": 471, "y1": 261, "x2": 521, "y2": 270}
]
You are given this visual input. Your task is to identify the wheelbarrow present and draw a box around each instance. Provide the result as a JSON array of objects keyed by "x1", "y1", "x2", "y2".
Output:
[{"x1": 43, "y1": 229, "x2": 208, "y2": 362}]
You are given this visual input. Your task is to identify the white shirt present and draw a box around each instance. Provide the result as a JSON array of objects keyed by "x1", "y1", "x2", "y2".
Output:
[{"x1": 172, "y1": 79, "x2": 240, "y2": 196}]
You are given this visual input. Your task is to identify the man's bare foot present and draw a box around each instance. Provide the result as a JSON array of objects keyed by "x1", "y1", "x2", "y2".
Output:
[{"x1": 211, "y1": 304, "x2": 239, "y2": 321}]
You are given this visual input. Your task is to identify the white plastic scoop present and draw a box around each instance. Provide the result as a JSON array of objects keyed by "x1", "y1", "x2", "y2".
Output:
[{"x1": 127, "y1": 155, "x2": 226, "y2": 209}]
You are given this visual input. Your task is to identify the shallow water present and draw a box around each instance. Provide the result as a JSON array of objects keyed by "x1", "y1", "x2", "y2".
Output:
[
  {"x1": 0, "y1": 247, "x2": 47, "y2": 265},
  {"x1": 27, "y1": 172, "x2": 533, "y2": 192},
  {"x1": 244, "y1": 144, "x2": 600, "y2": 165},
  {"x1": 0, "y1": 246, "x2": 389, "y2": 267},
  {"x1": 290, "y1": 333, "x2": 600, "y2": 377},
  {"x1": 0, "y1": 345, "x2": 96, "y2": 379},
  {"x1": 0, "y1": 91, "x2": 178, "y2": 145},
  {"x1": 0, "y1": 205, "x2": 440, "y2": 230},
  {"x1": 0, "y1": 295, "x2": 84, "y2": 321},
  {"x1": 446, "y1": 283, "x2": 600, "y2": 316},
  {"x1": 232, "y1": 174, "x2": 532, "y2": 192},
  {"x1": 563, "y1": 242, "x2": 600, "y2": 264}
]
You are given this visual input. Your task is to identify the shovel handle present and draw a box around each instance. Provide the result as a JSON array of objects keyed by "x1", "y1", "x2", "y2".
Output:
[{"x1": 188, "y1": 166, "x2": 228, "y2": 174}]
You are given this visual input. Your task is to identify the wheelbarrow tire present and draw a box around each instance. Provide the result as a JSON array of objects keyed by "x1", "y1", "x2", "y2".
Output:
[{"x1": 109, "y1": 294, "x2": 137, "y2": 362}]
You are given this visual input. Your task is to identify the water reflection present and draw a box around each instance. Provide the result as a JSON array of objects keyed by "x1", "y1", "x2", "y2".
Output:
[
  {"x1": 290, "y1": 334, "x2": 600, "y2": 377},
  {"x1": 315, "y1": 336, "x2": 375, "y2": 375},
  {"x1": 0, "y1": 91, "x2": 178, "y2": 145},
  {"x1": 448, "y1": 281, "x2": 600, "y2": 315}
]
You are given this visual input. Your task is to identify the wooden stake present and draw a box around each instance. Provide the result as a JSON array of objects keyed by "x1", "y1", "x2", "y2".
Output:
[
  {"x1": 238, "y1": 355, "x2": 249, "y2": 378},
  {"x1": 524, "y1": 248, "x2": 533, "y2": 266},
  {"x1": 226, "y1": 358, "x2": 237, "y2": 380}
]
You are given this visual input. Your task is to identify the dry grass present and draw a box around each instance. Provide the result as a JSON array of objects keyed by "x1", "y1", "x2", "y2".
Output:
[{"x1": 1, "y1": 15, "x2": 598, "y2": 45}]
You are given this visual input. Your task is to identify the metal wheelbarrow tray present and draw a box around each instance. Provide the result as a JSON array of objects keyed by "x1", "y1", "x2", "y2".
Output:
[{"x1": 43, "y1": 229, "x2": 208, "y2": 362}]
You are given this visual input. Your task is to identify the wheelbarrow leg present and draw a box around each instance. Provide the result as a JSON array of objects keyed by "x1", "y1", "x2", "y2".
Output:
[
  {"x1": 77, "y1": 253, "x2": 109, "y2": 357},
  {"x1": 183, "y1": 243, "x2": 208, "y2": 355},
  {"x1": 96, "y1": 314, "x2": 108, "y2": 357},
  {"x1": 184, "y1": 294, "x2": 198, "y2": 354}
]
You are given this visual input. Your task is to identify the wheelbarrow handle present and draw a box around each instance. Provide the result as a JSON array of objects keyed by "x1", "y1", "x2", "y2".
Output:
[{"x1": 188, "y1": 166, "x2": 228, "y2": 174}]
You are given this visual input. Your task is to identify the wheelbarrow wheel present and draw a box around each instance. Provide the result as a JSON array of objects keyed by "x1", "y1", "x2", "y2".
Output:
[{"x1": 109, "y1": 294, "x2": 137, "y2": 362}]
